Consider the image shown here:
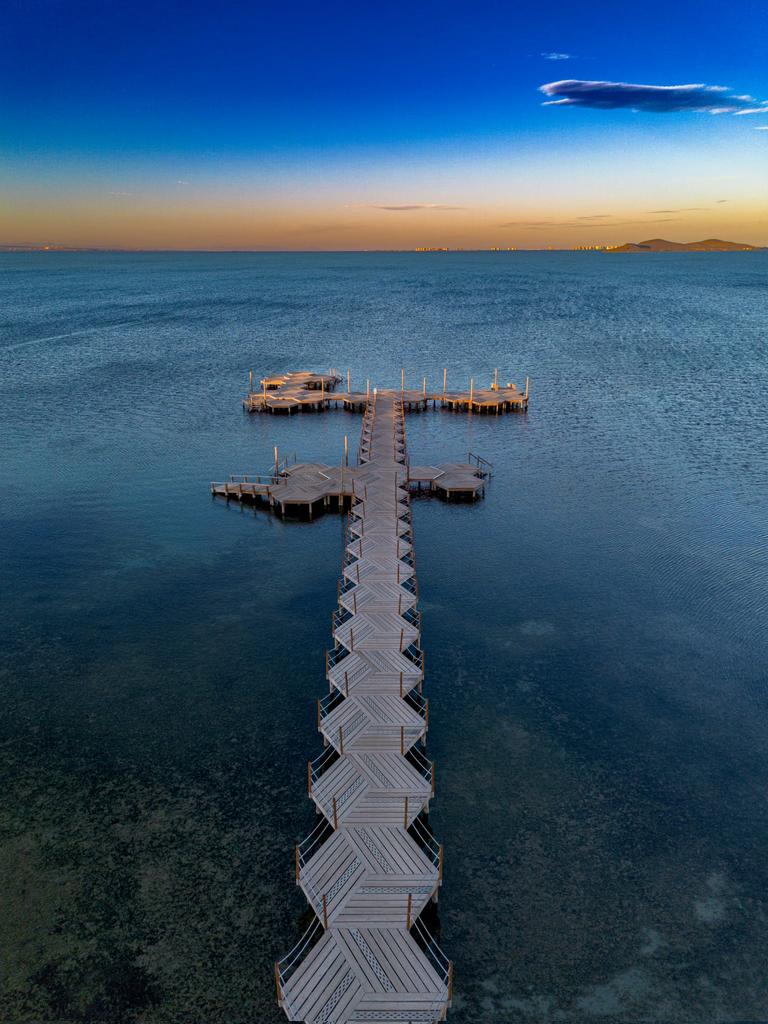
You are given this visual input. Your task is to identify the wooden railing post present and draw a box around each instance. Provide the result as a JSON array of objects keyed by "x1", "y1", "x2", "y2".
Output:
[
  {"x1": 339, "y1": 725, "x2": 344, "y2": 754},
  {"x1": 322, "y1": 893, "x2": 328, "y2": 929},
  {"x1": 403, "y1": 795, "x2": 409, "y2": 827},
  {"x1": 406, "y1": 892, "x2": 413, "y2": 929},
  {"x1": 332, "y1": 796, "x2": 338, "y2": 829},
  {"x1": 438, "y1": 844, "x2": 444, "y2": 880},
  {"x1": 274, "y1": 962, "x2": 282, "y2": 1004},
  {"x1": 400, "y1": 726, "x2": 405, "y2": 755}
]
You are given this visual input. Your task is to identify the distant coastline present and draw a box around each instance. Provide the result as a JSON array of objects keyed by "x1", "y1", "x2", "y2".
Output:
[
  {"x1": 604, "y1": 238, "x2": 762, "y2": 253},
  {"x1": 0, "y1": 239, "x2": 764, "y2": 254}
]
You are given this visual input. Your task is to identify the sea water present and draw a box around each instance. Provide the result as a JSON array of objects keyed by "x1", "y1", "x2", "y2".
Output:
[{"x1": 1, "y1": 251, "x2": 767, "y2": 1022}]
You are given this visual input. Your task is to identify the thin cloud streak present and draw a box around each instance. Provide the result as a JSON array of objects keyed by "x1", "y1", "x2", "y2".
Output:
[
  {"x1": 500, "y1": 217, "x2": 679, "y2": 229},
  {"x1": 371, "y1": 204, "x2": 466, "y2": 211},
  {"x1": 542, "y1": 52, "x2": 572, "y2": 61},
  {"x1": 539, "y1": 79, "x2": 768, "y2": 114}
]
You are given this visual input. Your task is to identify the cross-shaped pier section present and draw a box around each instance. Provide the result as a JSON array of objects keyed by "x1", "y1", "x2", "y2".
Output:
[{"x1": 211, "y1": 370, "x2": 528, "y2": 1024}]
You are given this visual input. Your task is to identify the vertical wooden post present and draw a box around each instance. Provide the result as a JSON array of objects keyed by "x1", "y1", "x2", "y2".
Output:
[
  {"x1": 425, "y1": 698, "x2": 430, "y2": 728},
  {"x1": 403, "y1": 794, "x2": 409, "y2": 827},
  {"x1": 274, "y1": 446, "x2": 279, "y2": 475},
  {"x1": 469, "y1": 378, "x2": 474, "y2": 405},
  {"x1": 494, "y1": 367, "x2": 498, "y2": 389},
  {"x1": 422, "y1": 376, "x2": 426, "y2": 398},
  {"x1": 274, "y1": 963, "x2": 282, "y2": 1003},
  {"x1": 406, "y1": 892, "x2": 413, "y2": 929},
  {"x1": 366, "y1": 378, "x2": 370, "y2": 399},
  {"x1": 401, "y1": 367, "x2": 405, "y2": 392},
  {"x1": 400, "y1": 627, "x2": 404, "y2": 650},
  {"x1": 322, "y1": 894, "x2": 328, "y2": 929},
  {"x1": 344, "y1": 670, "x2": 349, "y2": 697},
  {"x1": 262, "y1": 379, "x2": 267, "y2": 406},
  {"x1": 525, "y1": 376, "x2": 529, "y2": 400},
  {"x1": 356, "y1": 563, "x2": 360, "y2": 583},
  {"x1": 307, "y1": 761, "x2": 312, "y2": 793},
  {"x1": 353, "y1": 592, "x2": 357, "y2": 613},
  {"x1": 400, "y1": 726, "x2": 405, "y2": 754},
  {"x1": 249, "y1": 369, "x2": 253, "y2": 393},
  {"x1": 347, "y1": 368, "x2": 351, "y2": 393},
  {"x1": 350, "y1": 627, "x2": 354, "y2": 650},
  {"x1": 339, "y1": 725, "x2": 344, "y2": 754},
  {"x1": 438, "y1": 845, "x2": 444, "y2": 880},
  {"x1": 332, "y1": 796, "x2": 338, "y2": 828}
]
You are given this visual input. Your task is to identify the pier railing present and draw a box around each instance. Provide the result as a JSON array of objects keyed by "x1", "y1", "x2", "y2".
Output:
[
  {"x1": 467, "y1": 451, "x2": 494, "y2": 476},
  {"x1": 405, "y1": 746, "x2": 434, "y2": 790},
  {"x1": 297, "y1": 817, "x2": 334, "y2": 871},
  {"x1": 408, "y1": 814, "x2": 440, "y2": 864},
  {"x1": 402, "y1": 642, "x2": 424, "y2": 669},
  {"x1": 275, "y1": 916, "x2": 324, "y2": 1008},
  {"x1": 411, "y1": 915, "x2": 452, "y2": 998},
  {"x1": 308, "y1": 745, "x2": 338, "y2": 791}
]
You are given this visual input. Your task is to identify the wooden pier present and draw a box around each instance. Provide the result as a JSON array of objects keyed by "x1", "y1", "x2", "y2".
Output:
[
  {"x1": 214, "y1": 369, "x2": 526, "y2": 1023},
  {"x1": 242, "y1": 368, "x2": 529, "y2": 416}
]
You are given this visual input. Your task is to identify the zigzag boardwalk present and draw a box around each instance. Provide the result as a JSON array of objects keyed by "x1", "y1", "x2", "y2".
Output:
[
  {"x1": 281, "y1": 391, "x2": 450, "y2": 1024},
  {"x1": 212, "y1": 371, "x2": 527, "y2": 1023}
]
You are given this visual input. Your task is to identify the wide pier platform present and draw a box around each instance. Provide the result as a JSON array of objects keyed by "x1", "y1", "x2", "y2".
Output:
[
  {"x1": 213, "y1": 369, "x2": 527, "y2": 1023},
  {"x1": 242, "y1": 369, "x2": 529, "y2": 415}
]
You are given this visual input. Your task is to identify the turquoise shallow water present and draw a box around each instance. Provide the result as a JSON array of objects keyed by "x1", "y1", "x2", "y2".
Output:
[{"x1": 1, "y1": 251, "x2": 768, "y2": 1023}]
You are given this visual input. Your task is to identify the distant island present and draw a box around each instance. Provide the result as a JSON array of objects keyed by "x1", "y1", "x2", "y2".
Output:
[{"x1": 606, "y1": 238, "x2": 762, "y2": 253}]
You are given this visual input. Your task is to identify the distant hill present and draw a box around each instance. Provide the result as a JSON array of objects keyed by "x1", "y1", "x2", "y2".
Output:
[{"x1": 607, "y1": 238, "x2": 762, "y2": 253}]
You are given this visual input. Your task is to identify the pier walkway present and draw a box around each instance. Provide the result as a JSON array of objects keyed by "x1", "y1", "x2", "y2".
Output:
[
  {"x1": 275, "y1": 390, "x2": 452, "y2": 1023},
  {"x1": 213, "y1": 369, "x2": 527, "y2": 1023}
]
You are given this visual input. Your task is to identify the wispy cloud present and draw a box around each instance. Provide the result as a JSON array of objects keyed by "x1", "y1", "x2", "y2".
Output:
[
  {"x1": 540, "y1": 79, "x2": 768, "y2": 114},
  {"x1": 754, "y1": 125, "x2": 768, "y2": 130},
  {"x1": 646, "y1": 207, "x2": 708, "y2": 213},
  {"x1": 176, "y1": 179, "x2": 190, "y2": 185},
  {"x1": 371, "y1": 204, "x2": 466, "y2": 211},
  {"x1": 542, "y1": 52, "x2": 572, "y2": 61},
  {"x1": 500, "y1": 217, "x2": 679, "y2": 229}
]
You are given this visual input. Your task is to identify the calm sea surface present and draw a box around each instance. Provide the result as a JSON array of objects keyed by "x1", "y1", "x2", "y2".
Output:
[{"x1": 1, "y1": 252, "x2": 767, "y2": 1023}]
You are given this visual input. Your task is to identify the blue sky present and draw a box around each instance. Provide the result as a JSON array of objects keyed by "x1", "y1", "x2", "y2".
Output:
[{"x1": 2, "y1": 0, "x2": 767, "y2": 248}]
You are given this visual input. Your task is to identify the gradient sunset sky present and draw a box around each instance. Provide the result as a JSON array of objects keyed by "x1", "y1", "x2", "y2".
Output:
[{"x1": 2, "y1": 0, "x2": 767, "y2": 250}]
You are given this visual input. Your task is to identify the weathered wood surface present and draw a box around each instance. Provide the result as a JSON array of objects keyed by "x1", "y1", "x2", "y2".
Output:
[
  {"x1": 216, "y1": 370, "x2": 520, "y2": 1021},
  {"x1": 275, "y1": 390, "x2": 452, "y2": 1023}
]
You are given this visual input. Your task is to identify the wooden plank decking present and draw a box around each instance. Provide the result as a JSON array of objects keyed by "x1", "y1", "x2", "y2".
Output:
[
  {"x1": 214, "y1": 369, "x2": 525, "y2": 1022},
  {"x1": 275, "y1": 390, "x2": 453, "y2": 1023}
]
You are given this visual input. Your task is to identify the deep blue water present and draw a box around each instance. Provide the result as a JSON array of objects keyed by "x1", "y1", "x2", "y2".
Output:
[{"x1": 1, "y1": 251, "x2": 767, "y2": 1023}]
